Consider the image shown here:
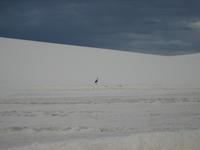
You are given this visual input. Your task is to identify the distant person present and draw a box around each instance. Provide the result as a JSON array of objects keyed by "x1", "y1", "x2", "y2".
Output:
[{"x1": 94, "y1": 77, "x2": 99, "y2": 85}]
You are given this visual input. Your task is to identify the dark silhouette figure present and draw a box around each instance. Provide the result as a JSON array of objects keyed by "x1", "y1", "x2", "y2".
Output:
[{"x1": 94, "y1": 77, "x2": 99, "y2": 85}]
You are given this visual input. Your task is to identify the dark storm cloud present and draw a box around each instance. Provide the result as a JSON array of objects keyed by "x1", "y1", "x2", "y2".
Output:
[{"x1": 0, "y1": 0, "x2": 200, "y2": 55}]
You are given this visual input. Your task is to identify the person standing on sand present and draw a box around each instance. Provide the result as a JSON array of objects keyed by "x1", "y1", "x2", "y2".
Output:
[{"x1": 94, "y1": 77, "x2": 99, "y2": 85}]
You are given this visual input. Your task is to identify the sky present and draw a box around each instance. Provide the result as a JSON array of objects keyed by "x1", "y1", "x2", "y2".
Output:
[{"x1": 0, "y1": 0, "x2": 200, "y2": 55}]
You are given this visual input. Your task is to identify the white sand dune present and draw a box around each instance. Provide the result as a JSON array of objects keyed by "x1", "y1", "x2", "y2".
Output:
[
  {"x1": 0, "y1": 37, "x2": 200, "y2": 150},
  {"x1": 0, "y1": 37, "x2": 200, "y2": 95}
]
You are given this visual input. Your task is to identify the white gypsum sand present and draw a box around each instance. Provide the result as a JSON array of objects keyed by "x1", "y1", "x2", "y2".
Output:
[
  {"x1": 6, "y1": 129, "x2": 200, "y2": 150},
  {"x1": 0, "y1": 37, "x2": 200, "y2": 150},
  {"x1": 0, "y1": 37, "x2": 200, "y2": 93}
]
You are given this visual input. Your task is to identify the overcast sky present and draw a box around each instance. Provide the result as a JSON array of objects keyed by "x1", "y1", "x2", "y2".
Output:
[{"x1": 0, "y1": 0, "x2": 200, "y2": 55}]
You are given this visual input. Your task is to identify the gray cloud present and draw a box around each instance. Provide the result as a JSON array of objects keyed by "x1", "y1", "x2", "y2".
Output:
[
  {"x1": 0, "y1": 0, "x2": 200, "y2": 55},
  {"x1": 188, "y1": 20, "x2": 200, "y2": 29}
]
